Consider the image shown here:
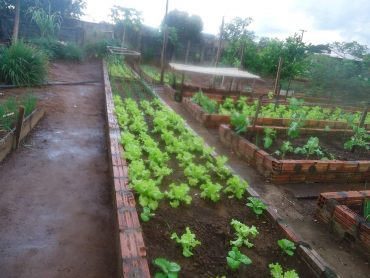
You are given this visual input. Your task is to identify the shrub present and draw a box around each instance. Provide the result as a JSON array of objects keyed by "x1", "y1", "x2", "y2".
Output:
[
  {"x1": 85, "y1": 39, "x2": 119, "y2": 58},
  {"x1": 0, "y1": 41, "x2": 48, "y2": 86},
  {"x1": 29, "y1": 38, "x2": 83, "y2": 61}
]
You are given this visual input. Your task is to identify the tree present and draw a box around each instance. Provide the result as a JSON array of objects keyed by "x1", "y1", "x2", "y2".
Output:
[
  {"x1": 222, "y1": 17, "x2": 255, "y2": 69},
  {"x1": 331, "y1": 41, "x2": 369, "y2": 58},
  {"x1": 110, "y1": 5, "x2": 142, "y2": 47},
  {"x1": 163, "y1": 9, "x2": 203, "y2": 61},
  {"x1": 11, "y1": 0, "x2": 20, "y2": 42}
]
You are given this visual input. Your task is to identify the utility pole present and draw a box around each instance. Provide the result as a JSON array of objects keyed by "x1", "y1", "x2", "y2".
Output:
[
  {"x1": 299, "y1": 29, "x2": 307, "y2": 42},
  {"x1": 212, "y1": 16, "x2": 225, "y2": 88},
  {"x1": 160, "y1": 0, "x2": 169, "y2": 84}
]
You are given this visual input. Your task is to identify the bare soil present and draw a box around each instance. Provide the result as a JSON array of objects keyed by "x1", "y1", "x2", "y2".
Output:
[
  {"x1": 0, "y1": 60, "x2": 117, "y2": 278},
  {"x1": 156, "y1": 89, "x2": 370, "y2": 278}
]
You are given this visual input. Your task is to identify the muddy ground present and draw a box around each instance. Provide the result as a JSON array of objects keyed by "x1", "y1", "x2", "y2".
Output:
[{"x1": 0, "y1": 60, "x2": 117, "y2": 278}]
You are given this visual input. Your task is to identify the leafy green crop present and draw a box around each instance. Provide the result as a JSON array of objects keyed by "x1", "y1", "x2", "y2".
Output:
[
  {"x1": 200, "y1": 180, "x2": 222, "y2": 202},
  {"x1": 224, "y1": 175, "x2": 249, "y2": 199},
  {"x1": 231, "y1": 112, "x2": 249, "y2": 134},
  {"x1": 263, "y1": 128, "x2": 277, "y2": 149},
  {"x1": 294, "y1": 137, "x2": 326, "y2": 159},
  {"x1": 246, "y1": 197, "x2": 268, "y2": 218},
  {"x1": 165, "y1": 183, "x2": 192, "y2": 208},
  {"x1": 153, "y1": 258, "x2": 181, "y2": 278},
  {"x1": 344, "y1": 126, "x2": 369, "y2": 151},
  {"x1": 230, "y1": 219, "x2": 259, "y2": 248},
  {"x1": 171, "y1": 227, "x2": 201, "y2": 257},
  {"x1": 226, "y1": 246, "x2": 252, "y2": 270},
  {"x1": 274, "y1": 141, "x2": 294, "y2": 159},
  {"x1": 277, "y1": 239, "x2": 296, "y2": 256},
  {"x1": 184, "y1": 163, "x2": 209, "y2": 186},
  {"x1": 269, "y1": 262, "x2": 299, "y2": 278},
  {"x1": 140, "y1": 207, "x2": 155, "y2": 222},
  {"x1": 191, "y1": 91, "x2": 218, "y2": 113}
]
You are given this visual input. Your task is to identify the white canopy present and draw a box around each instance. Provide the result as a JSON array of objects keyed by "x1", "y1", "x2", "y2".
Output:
[{"x1": 169, "y1": 63, "x2": 262, "y2": 80}]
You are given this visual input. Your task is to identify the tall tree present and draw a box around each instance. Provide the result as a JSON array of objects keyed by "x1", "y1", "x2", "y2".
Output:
[
  {"x1": 110, "y1": 5, "x2": 142, "y2": 47},
  {"x1": 11, "y1": 0, "x2": 20, "y2": 42}
]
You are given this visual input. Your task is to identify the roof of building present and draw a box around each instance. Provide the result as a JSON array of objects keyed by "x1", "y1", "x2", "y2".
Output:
[{"x1": 169, "y1": 63, "x2": 262, "y2": 80}]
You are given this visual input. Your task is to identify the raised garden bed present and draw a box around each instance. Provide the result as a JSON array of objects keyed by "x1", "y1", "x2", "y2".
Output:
[
  {"x1": 219, "y1": 124, "x2": 370, "y2": 184},
  {"x1": 103, "y1": 60, "x2": 336, "y2": 277},
  {"x1": 316, "y1": 190, "x2": 370, "y2": 259},
  {"x1": 0, "y1": 108, "x2": 45, "y2": 162},
  {"x1": 183, "y1": 97, "x2": 370, "y2": 130}
]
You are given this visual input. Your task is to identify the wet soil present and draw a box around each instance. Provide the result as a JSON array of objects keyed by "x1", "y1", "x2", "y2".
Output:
[
  {"x1": 0, "y1": 60, "x2": 117, "y2": 278},
  {"x1": 156, "y1": 88, "x2": 370, "y2": 278},
  {"x1": 116, "y1": 83, "x2": 310, "y2": 277},
  {"x1": 244, "y1": 131, "x2": 370, "y2": 161}
]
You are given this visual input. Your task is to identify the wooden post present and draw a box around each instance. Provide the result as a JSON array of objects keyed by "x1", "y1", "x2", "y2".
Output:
[
  {"x1": 14, "y1": 106, "x2": 25, "y2": 149},
  {"x1": 274, "y1": 57, "x2": 283, "y2": 96},
  {"x1": 252, "y1": 96, "x2": 263, "y2": 129},
  {"x1": 160, "y1": 0, "x2": 169, "y2": 84},
  {"x1": 359, "y1": 101, "x2": 369, "y2": 128}
]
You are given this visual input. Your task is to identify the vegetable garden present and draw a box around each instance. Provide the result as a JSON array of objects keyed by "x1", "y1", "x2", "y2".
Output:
[{"x1": 107, "y1": 60, "x2": 334, "y2": 277}]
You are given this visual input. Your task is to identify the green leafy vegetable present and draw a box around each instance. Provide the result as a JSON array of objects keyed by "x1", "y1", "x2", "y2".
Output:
[
  {"x1": 224, "y1": 175, "x2": 249, "y2": 199},
  {"x1": 263, "y1": 128, "x2": 277, "y2": 149},
  {"x1": 140, "y1": 207, "x2": 155, "y2": 222},
  {"x1": 269, "y1": 262, "x2": 299, "y2": 278},
  {"x1": 153, "y1": 258, "x2": 181, "y2": 278},
  {"x1": 171, "y1": 227, "x2": 201, "y2": 257},
  {"x1": 230, "y1": 219, "x2": 259, "y2": 248},
  {"x1": 231, "y1": 112, "x2": 249, "y2": 134},
  {"x1": 165, "y1": 183, "x2": 192, "y2": 208},
  {"x1": 226, "y1": 246, "x2": 252, "y2": 270},
  {"x1": 246, "y1": 197, "x2": 267, "y2": 218},
  {"x1": 277, "y1": 239, "x2": 296, "y2": 256}
]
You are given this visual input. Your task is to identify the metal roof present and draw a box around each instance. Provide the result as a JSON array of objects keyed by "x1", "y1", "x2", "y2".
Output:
[{"x1": 169, "y1": 63, "x2": 262, "y2": 80}]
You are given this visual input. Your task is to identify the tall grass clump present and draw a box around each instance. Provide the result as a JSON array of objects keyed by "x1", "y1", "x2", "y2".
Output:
[{"x1": 0, "y1": 42, "x2": 48, "y2": 86}]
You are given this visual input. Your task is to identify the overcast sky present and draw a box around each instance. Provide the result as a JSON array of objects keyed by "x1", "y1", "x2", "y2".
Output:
[{"x1": 82, "y1": 0, "x2": 370, "y2": 46}]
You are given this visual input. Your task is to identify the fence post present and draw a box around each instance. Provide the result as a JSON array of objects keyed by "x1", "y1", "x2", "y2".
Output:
[{"x1": 14, "y1": 106, "x2": 25, "y2": 149}]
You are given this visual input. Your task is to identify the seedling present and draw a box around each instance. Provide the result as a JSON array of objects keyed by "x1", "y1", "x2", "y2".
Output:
[
  {"x1": 230, "y1": 219, "x2": 259, "y2": 248},
  {"x1": 140, "y1": 207, "x2": 155, "y2": 222},
  {"x1": 171, "y1": 227, "x2": 201, "y2": 257},
  {"x1": 274, "y1": 141, "x2": 294, "y2": 159},
  {"x1": 226, "y1": 246, "x2": 252, "y2": 270},
  {"x1": 294, "y1": 136, "x2": 325, "y2": 158},
  {"x1": 269, "y1": 262, "x2": 299, "y2": 278},
  {"x1": 153, "y1": 258, "x2": 181, "y2": 278},
  {"x1": 246, "y1": 197, "x2": 267, "y2": 218},
  {"x1": 277, "y1": 239, "x2": 296, "y2": 256}
]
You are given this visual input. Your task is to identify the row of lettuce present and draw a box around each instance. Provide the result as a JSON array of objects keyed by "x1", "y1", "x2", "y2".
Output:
[{"x1": 113, "y1": 92, "x2": 301, "y2": 277}]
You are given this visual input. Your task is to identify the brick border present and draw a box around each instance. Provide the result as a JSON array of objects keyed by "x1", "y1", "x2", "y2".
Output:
[
  {"x1": 0, "y1": 108, "x2": 45, "y2": 162},
  {"x1": 316, "y1": 191, "x2": 370, "y2": 256},
  {"x1": 102, "y1": 60, "x2": 150, "y2": 278},
  {"x1": 219, "y1": 124, "x2": 370, "y2": 184},
  {"x1": 183, "y1": 97, "x2": 370, "y2": 130}
]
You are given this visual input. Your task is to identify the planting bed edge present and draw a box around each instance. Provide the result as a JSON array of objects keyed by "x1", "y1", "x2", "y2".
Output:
[{"x1": 0, "y1": 108, "x2": 45, "y2": 163}]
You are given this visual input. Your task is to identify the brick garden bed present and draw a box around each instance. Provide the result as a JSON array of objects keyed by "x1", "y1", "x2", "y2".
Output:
[
  {"x1": 183, "y1": 97, "x2": 370, "y2": 130},
  {"x1": 0, "y1": 108, "x2": 45, "y2": 162},
  {"x1": 316, "y1": 190, "x2": 370, "y2": 258},
  {"x1": 219, "y1": 124, "x2": 370, "y2": 184}
]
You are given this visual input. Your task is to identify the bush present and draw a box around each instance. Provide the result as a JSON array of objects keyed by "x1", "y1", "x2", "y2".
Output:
[
  {"x1": 0, "y1": 41, "x2": 48, "y2": 86},
  {"x1": 84, "y1": 39, "x2": 119, "y2": 58},
  {"x1": 29, "y1": 38, "x2": 83, "y2": 61}
]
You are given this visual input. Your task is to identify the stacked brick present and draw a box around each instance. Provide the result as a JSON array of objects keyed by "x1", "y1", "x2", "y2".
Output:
[{"x1": 316, "y1": 191, "x2": 370, "y2": 254}]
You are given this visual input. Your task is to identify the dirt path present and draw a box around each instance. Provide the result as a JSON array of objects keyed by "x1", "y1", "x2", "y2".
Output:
[
  {"x1": 157, "y1": 91, "x2": 370, "y2": 278},
  {"x1": 0, "y1": 60, "x2": 117, "y2": 278}
]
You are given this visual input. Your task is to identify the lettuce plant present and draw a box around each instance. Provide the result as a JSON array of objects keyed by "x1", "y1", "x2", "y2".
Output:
[
  {"x1": 263, "y1": 128, "x2": 277, "y2": 149},
  {"x1": 200, "y1": 180, "x2": 222, "y2": 202},
  {"x1": 269, "y1": 263, "x2": 299, "y2": 278},
  {"x1": 165, "y1": 183, "x2": 192, "y2": 208},
  {"x1": 153, "y1": 258, "x2": 181, "y2": 278},
  {"x1": 230, "y1": 219, "x2": 259, "y2": 248},
  {"x1": 231, "y1": 112, "x2": 249, "y2": 134},
  {"x1": 140, "y1": 207, "x2": 155, "y2": 222},
  {"x1": 277, "y1": 239, "x2": 296, "y2": 256},
  {"x1": 171, "y1": 227, "x2": 201, "y2": 257},
  {"x1": 226, "y1": 246, "x2": 252, "y2": 270},
  {"x1": 224, "y1": 175, "x2": 249, "y2": 199},
  {"x1": 246, "y1": 197, "x2": 267, "y2": 218}
]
